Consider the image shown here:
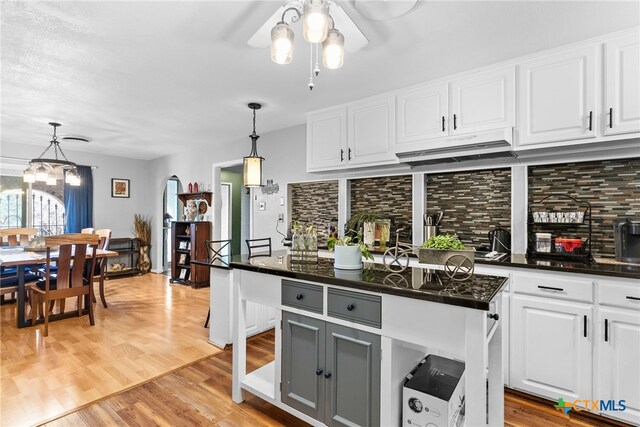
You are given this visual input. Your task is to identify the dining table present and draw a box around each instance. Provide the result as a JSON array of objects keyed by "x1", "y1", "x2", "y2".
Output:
[{"x1": 0, "y1": 246, "x2": 119, "y2": 328}]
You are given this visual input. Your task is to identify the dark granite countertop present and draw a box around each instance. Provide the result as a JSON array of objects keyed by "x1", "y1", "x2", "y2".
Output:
[{"x1": 222, "y1": 251, "x2": 507, "y2": 311}]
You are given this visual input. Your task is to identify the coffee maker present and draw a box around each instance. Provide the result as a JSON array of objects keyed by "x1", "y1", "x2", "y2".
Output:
[{"x1": 613, "y1": 217, "x2": 640, "y2": 263}]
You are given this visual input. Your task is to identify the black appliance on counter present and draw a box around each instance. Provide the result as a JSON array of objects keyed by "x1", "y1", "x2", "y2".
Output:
[
  {"x1": 488, "y1": 228, "x2": 511, "y2": 253},
  {"x1": 614, "y1": 217, "x2": 640, "y2": 263}
]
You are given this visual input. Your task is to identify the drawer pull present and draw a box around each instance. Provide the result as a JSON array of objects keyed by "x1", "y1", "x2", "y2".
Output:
[
  {"x1": 488, "y1": 313, "x2": 499, "y2": 321},
  {"x1": 324, "y1": 372, "x2": 332, "y2": 379},
  {"x1": 626, "y1": 296, "x2": 640, "y2": 301},
  {"x1": 609, "y1": 107, "x2": 613, "y2": 128},
  {"x1": 316, "y1": 369, "x2": 323, "y2": 376},
  {"x1": 347, "y1": 304, "x2": 355, "y2": 311},
  {"x1": 453, "y1": 114, "x2": 457, "y2": 130},
  {"x1": 588, "y1": 110, "x2": 593, "y2": 131},
  {"x1": 442, "y1": 116, "x2": 445, "y2": 132},
  {"x1": 583, "y1": 315, "x2": 587, "y2": 338},
  {"x1": 296, "y1": 294, "x2": 304, "y2": 300},
  {"x1": 538, "y1": 285, "x2": 564, "y2": 292},
  {"x1": 604, "y1": 319, "x2": 609, "y2": 342}
]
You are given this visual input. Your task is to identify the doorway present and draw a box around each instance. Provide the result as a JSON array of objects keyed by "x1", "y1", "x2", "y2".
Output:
[
  {"x1": 220, "y1": 165, "x2": 248, "y2": 256},
  {"x1": 163, "y1": 176, "x2": 183, "y2": 273}
]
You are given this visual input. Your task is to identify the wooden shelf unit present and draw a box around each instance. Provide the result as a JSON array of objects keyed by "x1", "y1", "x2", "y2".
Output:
[
  {"x1": 177, "y1": 191, "x2": 212, "y2": 207},
  {"x1": 106, "y1": 237, "x2": 141, "y2": 279},
  {"x1": 170, "y1": 221, "x2": 211, "y2": 287}
]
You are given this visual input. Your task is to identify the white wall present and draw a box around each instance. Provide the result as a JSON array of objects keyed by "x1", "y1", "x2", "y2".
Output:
[{"x1": 0, "y1": 143, "x2": 152, "y2": 237}]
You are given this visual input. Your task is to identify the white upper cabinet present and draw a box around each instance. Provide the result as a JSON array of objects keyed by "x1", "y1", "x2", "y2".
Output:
[
  {"x1": 605, "y1": 33, "x2": 640, "y2": 136},
  {"x1": 348, "y1": 96, "x2": 396, "y2": 166},
  {"x1": 307, "y1": 108, "x2": 347, "y2": 171},
  {"x1": 517, "y1": 45, "x2": 598, "y2": 147},
  {"x1": 396, "y1": 83, "x2": 449, "y2": 148},
  {"x1": 450, "y1": 66, "x2": 515, "y2": 135}
]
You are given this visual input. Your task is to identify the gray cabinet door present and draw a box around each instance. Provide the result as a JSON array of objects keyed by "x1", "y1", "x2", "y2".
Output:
[
  {"x1": 282, "y1": 312, "x2": 326, "y2": 420},
  {"x1": 324, "y1": 323, "x2": 381, "y2": 427}
]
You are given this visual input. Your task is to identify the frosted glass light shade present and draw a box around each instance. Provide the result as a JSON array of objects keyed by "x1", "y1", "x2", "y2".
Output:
[
  {"x1": 46, "y1": 176, "x2": 57, "y2": 186},
  {"x1": 322, "y1": 29, "x2": 344, "y2": 69},
  {"x1": 271, "y1": 22, "x2": 294, "y2": 65},
  {"x1": 243, "y1": 156, "x2": 263, "y2": 187},
  {"x1": 35, "y1": 165, "x2": 48, "y2": 182},
  {"x1": 303, "y1": 0, "x2": 329, "y2": 43},
  {"x1": 23, "y1": 169, "x2": 36, "y2": 183}
]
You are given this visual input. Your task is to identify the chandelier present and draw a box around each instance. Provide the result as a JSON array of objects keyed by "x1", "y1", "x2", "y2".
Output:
[
  {"x1": 23, "y1": 122, "x2": 81, "y2": 186},
  {"x1": 270, "y1": 0, "x2": 345, "y2": 90},
  {"x1": 243, "y1": 103, "x2": 264, "y2": 188}
]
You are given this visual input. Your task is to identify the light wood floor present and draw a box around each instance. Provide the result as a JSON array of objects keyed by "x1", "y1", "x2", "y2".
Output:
[
  {"x1": 0, "y1": 273, "x2": 218, "y2": 427},
  {"x1": 46, "y1": 330, "x2": 629, "y2": 427}
]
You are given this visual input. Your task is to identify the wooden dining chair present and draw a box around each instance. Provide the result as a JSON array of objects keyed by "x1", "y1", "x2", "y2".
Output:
[
  {"x1": 29, "y1": 233, "x2": 99, "y2": 337},
  {"x1": 0, "y1": 227, "x2": 37, "y2": 246},
  {"x1": 81, "y1": 228, "x2": 95, "y2": 234},
  {"x1": 92, "y1": 229, "x2": 112, "y2": 308},
  {"x1": 0, "y1": 228, "x2": 38, "y2": 303},
  {"x1": 245, "y1": 238, "x2": 271, "y2": 259}
]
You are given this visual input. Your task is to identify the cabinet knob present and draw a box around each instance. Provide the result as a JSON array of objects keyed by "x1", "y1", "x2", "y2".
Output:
[
  {"x1": 347, "y1": 304, "x2": 355, "y2": 311},
  {"x1": 488, "y1": 313, "x2": 499, "y2": 321},
  {"x1": 324, "y1": 372, "x2": 332, "y2": 379},
  {"x1": 316, "y1": 369, "x2": 323, "y2": 376},
  {"x1": 296, "y1": 293, "x2": 304, "y2": 300}
]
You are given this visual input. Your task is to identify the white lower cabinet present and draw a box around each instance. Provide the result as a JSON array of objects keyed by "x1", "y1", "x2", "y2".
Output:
[
  {"x1": 511, "y1": 295, "x2": 592, "y2": 401},
  {"x1": 245, "y1": 302, "x2": 277, "y2": 337},
  {"x1": 596, "y1": 306, "x2": 640, "y2": 424}
]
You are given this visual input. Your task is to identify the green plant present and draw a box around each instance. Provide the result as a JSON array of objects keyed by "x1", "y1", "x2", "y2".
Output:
[
  {"x1": 421, "y1": 234, "x2": 466, "y2": 250},
  {"x1": 133, "y1": 214, "x2": 152, "y2": 245},
  {"x1": 345, "y1": 211, "x2": 387, "y2": 239},
  {"x1": 327, "y1": 229, "x2": 374, "y2": 261}
]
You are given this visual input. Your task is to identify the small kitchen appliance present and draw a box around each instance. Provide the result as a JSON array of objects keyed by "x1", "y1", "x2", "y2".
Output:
[
  {"x1": 488, "y1": 228, "x2": 511, "y2": 253},
  {"x1": 614, "y1": 217, "x2": 640, "y2": 263},
  {"x1": 403, "y1": 355, "x2": 465, "y2": 427}
]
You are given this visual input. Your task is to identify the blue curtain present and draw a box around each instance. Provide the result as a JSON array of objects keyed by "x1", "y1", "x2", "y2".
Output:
[{"x1": 64, "y1": 166, "x2": 93, "y2": 233}]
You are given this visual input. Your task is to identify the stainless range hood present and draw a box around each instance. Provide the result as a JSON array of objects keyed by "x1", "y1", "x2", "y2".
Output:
[{"x1": 396, "y1": 128, "x2": 516, "y2": 167}]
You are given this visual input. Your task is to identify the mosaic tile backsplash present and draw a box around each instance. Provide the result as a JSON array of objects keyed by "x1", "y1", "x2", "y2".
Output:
[
  {"x1": 426, "y1": 169, "x2": 512, "y2": 248},
  {"x1": 350, "y1": 175, "x2": 413, "y2": 242},
  {"x1": 289, "y1": 180, "x2": 339, "y2": 246},
  {"x1": 528, "y1": 158, "x2": 640, "y2": 258}
]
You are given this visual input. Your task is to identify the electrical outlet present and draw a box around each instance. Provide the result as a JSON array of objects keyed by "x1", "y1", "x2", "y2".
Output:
[{"x1": 278, "y1": 213, "x2": 284, "y2": 222}]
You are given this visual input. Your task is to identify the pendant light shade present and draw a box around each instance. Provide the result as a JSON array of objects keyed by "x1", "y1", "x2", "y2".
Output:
[
  {"x1": 24, "y1": 122, "x2": 81, "y2": 186},
  {"x1": 35, "y1": 165, "x2": 49, "y2": 182},
  {"x1": 303, "y1": 0, "x2": 329, "y2": 43},
  {"x1": 322, "y1": 29, "x2": 345, "y2": 69},
  {"x1": 23, "y1": 168, "x2": 36, "y2": 183},
  {"x1": 46, "y1": 176, "x2": 57, "y2": 186},
  {"x1": 243, "y1": 103, "x2": 264, "y2": 188},
  {"x1": 271, "y1": 22, "x2": 294, "y2": 65}
]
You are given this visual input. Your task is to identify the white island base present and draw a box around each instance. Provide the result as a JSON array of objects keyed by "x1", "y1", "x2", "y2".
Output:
[{"x1": 230, "y1": 268, "x2": 505, "y2": 427}]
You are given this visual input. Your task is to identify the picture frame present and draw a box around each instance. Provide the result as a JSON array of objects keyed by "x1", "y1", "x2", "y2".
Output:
[
  {"x1": 178, "y1": 253, "x2": 186, "y2": 264},
  {"x1": 179, "y1": 268, "x2": 188, "y2": 280},
  {"x1": 178, "y1": 241, "x2": 187, "y2": 250},
  {"x1": 111, "y1": 178, "x2": 130, "y2": 198}
]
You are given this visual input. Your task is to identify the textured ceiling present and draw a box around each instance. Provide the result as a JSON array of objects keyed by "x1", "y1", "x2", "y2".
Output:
[{"x1": 1, "y1": 1, "x2": 639, "y2": 160}]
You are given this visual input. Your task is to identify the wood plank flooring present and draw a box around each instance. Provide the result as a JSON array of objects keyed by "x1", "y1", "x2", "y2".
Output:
[
  {"x1": 46, "y1": 330, "x2": 629, "y2": 427},
  {"x1": 1, "y1": 273, "x2": 218, "y2": 427}
]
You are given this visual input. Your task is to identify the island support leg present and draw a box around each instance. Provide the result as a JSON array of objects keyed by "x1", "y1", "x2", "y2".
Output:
[
  {"x1": 232, "y1": 272, "x2": 246, "y2": 404},
  {"x1": 465, "y1": 310, "x2": 488, "y2": 426},
  {"x1": 488, "y1": 315, "x2": 504, "y2": 426}
]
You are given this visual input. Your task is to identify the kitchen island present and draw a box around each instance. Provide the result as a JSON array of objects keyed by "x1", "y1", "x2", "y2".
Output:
[{"x1": 220, "y1": 251, "x2": 507, "y2": 426}]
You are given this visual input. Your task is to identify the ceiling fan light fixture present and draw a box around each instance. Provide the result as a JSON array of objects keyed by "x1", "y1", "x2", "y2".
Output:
[
  {"x1": 322, "y1": 28, "x2": 344, "y2": 69},
  {"x1": 271, "y1": 22, "x2": 294, "y2": 65},
  {"x1": 303, "y1": 0, "x2": 329, "y2": 43}
]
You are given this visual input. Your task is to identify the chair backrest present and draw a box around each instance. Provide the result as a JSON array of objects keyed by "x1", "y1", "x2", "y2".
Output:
[
  {"x1": 95, "y1": 229, "x2": 112, "y2": 250},
  {"x1": 81, "y1": 228, "x2": 95, "y2": 234},
  {"x1": 206, "y1": 240, "x2": 231, "y2": 263},
  {"x1": 245, "y1": 238, "x2": 271, "y2": 259},
  {"x1": 0, "y1": 228, "x2": 37, "y2": 246},
  {"x1": 43, "y1": 234, "x2": 99, "y2": 292}
]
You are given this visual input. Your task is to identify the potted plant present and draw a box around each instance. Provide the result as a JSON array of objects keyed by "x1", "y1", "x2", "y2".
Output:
[
  {"x1": 133, "y1": 214, "x2": 152, "y2": 273},
  {"x1": 418, "y1": 234, "x2": 475, "y2": 267},
  {"x1": 327, "y1": 231, "x2": 374, "y2": 270},
  {"x1": 346, "y1": 211, "x2": 388, "y2": 248}
]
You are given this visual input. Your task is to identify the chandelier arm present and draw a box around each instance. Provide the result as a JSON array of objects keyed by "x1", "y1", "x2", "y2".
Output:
[
  {"x1": 328, "y1": 14, "x2": 335, "y2": 29},
  {"x1": 280, "y1": 6, "x2": 302, "y2": 23},
  {"x1": 34, "y1": 143, "x2": 54, "y2": 161},
  {"x1": 55, "y1": 143, "x2": 72, "y2": 163}
]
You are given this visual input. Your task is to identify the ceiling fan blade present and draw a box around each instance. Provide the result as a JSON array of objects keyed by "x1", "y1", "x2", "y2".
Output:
[
  {"x1": 329, "y1": 1, "x2": 368, "y2": 54},
  {"x1": 247, "y1": 1, "x2": 300, "y2": 48}
]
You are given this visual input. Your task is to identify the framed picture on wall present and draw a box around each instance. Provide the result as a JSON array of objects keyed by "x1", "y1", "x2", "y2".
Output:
[{"x1": 111, "y1": 178, "x2": 130, "y2": 198}]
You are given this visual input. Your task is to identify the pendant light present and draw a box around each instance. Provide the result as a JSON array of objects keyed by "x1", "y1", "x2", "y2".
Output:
[
  {"x1": 243, "y1": 103, "x2": 264, "y2": 188},
  {"x1": 24, "y1": 122, "x2": 80, "y2": 185},
  {"x1": 322, "y1": 28, "x2": 345, "y2": 69},
  {"x1": 302, "y1": 0, "x2": 329, "y2": 43}
]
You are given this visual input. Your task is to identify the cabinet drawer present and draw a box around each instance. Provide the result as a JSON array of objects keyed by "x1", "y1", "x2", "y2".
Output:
[
  {"x1": 282, "y1": 280, "x2": 323, "y2": 314},
  {"x1": 328, "y1": 288, "x2": 381, "y2": 329},
  {"x1": 598, "y1": 281, "x2": 640, "y2": 310},
  {"x1": 512, "y1": 271, "x2": 593, "y2": 303}
]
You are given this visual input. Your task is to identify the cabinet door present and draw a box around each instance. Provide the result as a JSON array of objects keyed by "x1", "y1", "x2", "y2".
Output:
[
  {"x1": 596, "y1": 307, "x2": 640, "y2": 424},
  {"x1": 325, "y1": 323, "x2": 380, "y2": 427},
  {"x1": 518, "y1": 45, "x2": 597, "y2": 146},
  {"x1": 450, "y1": 66, "x2": 515, "y2": 134},
  {"x1": 244, "y1": 301, "x2": 261, "y2": 337},
  {"x1": 511, "y1": 295, "x2": 592, "y2": 402},
  {"x1": 307, "y1": 108, "x2": 347, "y2": 171},
  {"x1": 605, "y1": 33, "x2": 640, "y2": 136},
  {"x1": 282, "y1": 312, "x2": 326, "y2": 421},
  {"x1": 348, "y1": 96, "x2": 396, "y2": 166},
  {"x1": 396, "y1": 83, "x2": 448, "y2": 147}
]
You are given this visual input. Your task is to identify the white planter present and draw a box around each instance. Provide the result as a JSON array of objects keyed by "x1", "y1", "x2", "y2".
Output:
[{"x1": 334, "y1": 245, "x2": 363, "y2": 270}]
